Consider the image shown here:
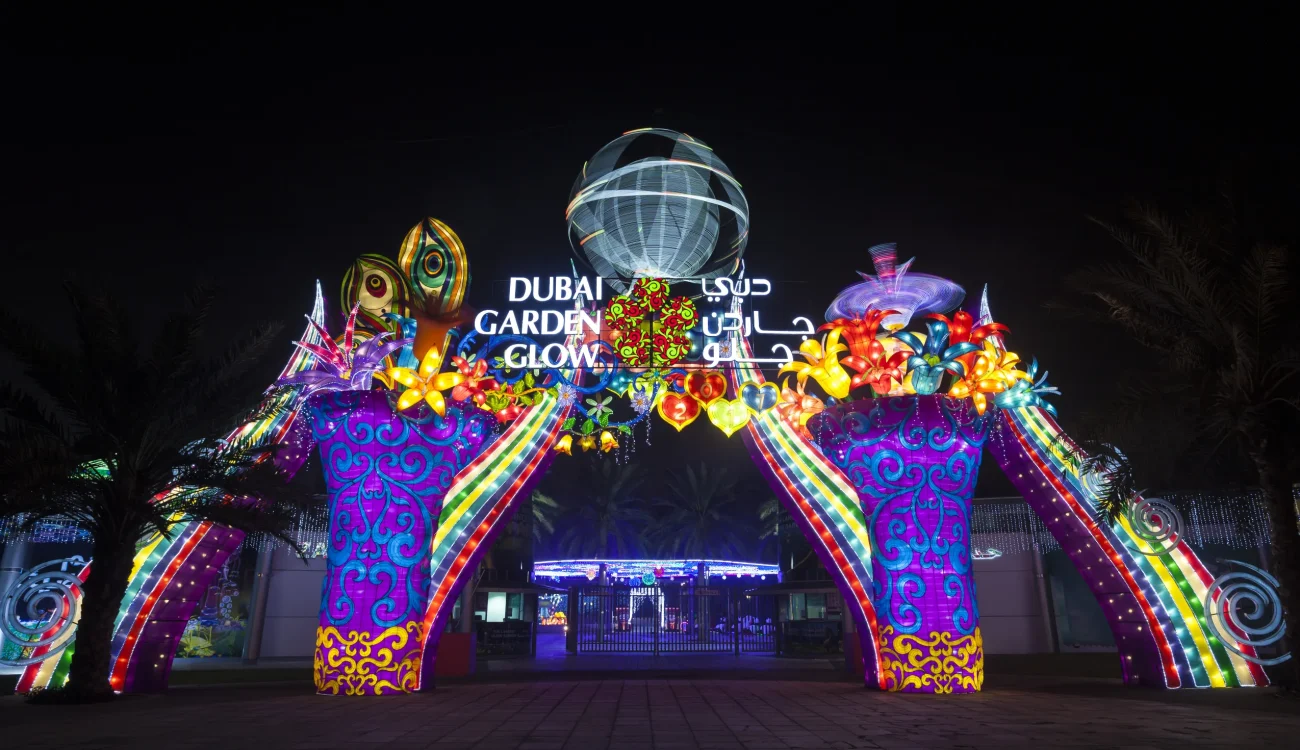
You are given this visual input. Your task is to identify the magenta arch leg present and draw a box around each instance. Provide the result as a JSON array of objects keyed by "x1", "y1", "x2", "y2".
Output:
[{"x1": 988, "y1": 406, "x2": 1270, "y2": 688}]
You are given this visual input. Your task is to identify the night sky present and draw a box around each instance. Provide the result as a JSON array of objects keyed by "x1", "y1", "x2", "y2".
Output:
[{"x1": 6, "y1": 20, "x2": 1295, "y2": 499}]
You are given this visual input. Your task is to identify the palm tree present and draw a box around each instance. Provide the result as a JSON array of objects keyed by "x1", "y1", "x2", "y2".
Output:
[
  {"x1": 1064, "y1": 197, "x2": 1299, "y2": 673},
  {"x1": 757, "y1": 496, "x2": 815, "y2": 571},
  {"x1": 654, "y1": 464, "x2": 749, "y2": 559},
  {"x1": 0, "y1": 286, "x2": 320, "y2": 701},
  {"x1": 494, "y1": 490, "x2": 561, "y2": 562},
  {"x1": 556, "y1": 462, "x2": 652, "y2": 558},
  {"x1": 528, "y1": 491, "x2": 561, "y2": 553}
]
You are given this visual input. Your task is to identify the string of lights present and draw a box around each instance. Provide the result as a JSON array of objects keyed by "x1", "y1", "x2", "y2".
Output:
[{"x1": 5, "y1": 488, "x2": 1284, "y2": 555}]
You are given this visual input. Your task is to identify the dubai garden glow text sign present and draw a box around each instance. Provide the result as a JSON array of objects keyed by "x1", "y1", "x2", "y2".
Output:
[
  {"x1": 472, "y1": 275, "x2": 814, "y2": 369},
  {"x1": 472, "y1": 276, "x2": 606, "y2": 368}
]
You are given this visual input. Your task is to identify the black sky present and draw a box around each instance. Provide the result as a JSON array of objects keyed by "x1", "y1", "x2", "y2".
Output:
[{"x1": 4, "y1": 17, "x2": 1296, "y2": 498}]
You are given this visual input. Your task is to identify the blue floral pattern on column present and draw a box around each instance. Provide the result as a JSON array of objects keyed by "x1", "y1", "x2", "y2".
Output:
[
  {"x1": 810, "y1": 395, "x2": 990, "y2": 693},
  {"x1": 307, "y1": 389, "x2": 494, "y2": 694}
]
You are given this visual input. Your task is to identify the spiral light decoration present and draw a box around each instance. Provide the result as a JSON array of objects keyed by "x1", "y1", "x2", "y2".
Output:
[
  {"x1": 1127, "y1": 496, "x2": 1184, "y2": 555},
  {"x1": 1203, "y1": 560, "x2": 1291, "y2": 666},
  {"x1": 0, "y1": 557, "x2": 87, "y2": 667}
]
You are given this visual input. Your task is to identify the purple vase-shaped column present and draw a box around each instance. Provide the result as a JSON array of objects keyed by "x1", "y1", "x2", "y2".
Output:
[
  {"x1": 308, "y1": 390, "x2": 493, "y2": 695},
  {"x1": 810, "y1": 395, "x2": 990, "y2": 693}
]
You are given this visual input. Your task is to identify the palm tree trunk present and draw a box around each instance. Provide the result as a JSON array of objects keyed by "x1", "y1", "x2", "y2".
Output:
[
  {"x1": 1251, "y1": 434, "x2": 1300, "y2": 687},
  {"x1": 66, "y1": 537, "x2": 136, "y2": 699}
]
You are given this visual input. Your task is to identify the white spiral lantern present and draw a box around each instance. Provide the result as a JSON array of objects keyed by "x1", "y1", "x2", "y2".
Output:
[
  {"x1": 1203, "y1": 560, "x2": 1291, "y2": 666},
  {"x1": 0, "y1": 556, "x2": 87, "y2": 667},
  {"x1": 1127, "y1": 496, "x2": 1184, "y2": 555}
]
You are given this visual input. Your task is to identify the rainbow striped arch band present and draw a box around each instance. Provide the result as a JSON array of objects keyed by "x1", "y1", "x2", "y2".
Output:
[
  {"x1": 988, "y1": 405, "x2": 1269, "y2": 687},
  {"x1": 728, "y1": 329, "x2": 885, "y2": 689}
]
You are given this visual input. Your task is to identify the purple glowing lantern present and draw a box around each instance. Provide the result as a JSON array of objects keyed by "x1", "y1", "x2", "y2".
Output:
[
  {"x1": 810, "y1": 395, "x2": 990, "y2": 693},
  {"x1": 307, "y1": 389, "x2": 493, "y2": 695},
  {"x1": 824, "y1": 243, "x2": 966, "y2": 330}
]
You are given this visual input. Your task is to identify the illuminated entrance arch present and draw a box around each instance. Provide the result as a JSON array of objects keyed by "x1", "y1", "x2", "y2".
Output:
[{"x1": 12, "y1": 131, "x2": 1284, "y2": 696}]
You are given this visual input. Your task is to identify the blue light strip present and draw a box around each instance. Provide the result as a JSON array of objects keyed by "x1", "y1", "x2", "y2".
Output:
[{"x1": 534, "y1": 559, "x2": 780, "y2": 580}]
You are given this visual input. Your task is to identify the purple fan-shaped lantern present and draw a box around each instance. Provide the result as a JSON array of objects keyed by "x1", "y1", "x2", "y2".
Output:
[
  {"x1": 824, "y1": 243, "x2": 966, "y2": 329},
  {"x1": 277, "y1": 320, "x2": 410, "y2": 398}
]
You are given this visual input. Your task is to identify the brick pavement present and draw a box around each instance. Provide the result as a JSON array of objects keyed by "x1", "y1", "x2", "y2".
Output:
[{"x1": 3, "y1": 679, "x2": 1298, "y2": 749}]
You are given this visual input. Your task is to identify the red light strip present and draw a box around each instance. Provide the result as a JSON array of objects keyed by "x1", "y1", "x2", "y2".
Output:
[
  {"x1": 748, "y1": 422, "x2": 883, "y2": 688},
  {"x1": 109, "y1": 521, "x2": 211, "y2": 690}
]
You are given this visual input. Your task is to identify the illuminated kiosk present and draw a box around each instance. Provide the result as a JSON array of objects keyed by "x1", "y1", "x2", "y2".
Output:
[
  {"x1": 536, "y1": 559, "x2": 781, "y2": 635},
  {"x1": 10, "y1": 129, "x2": 1284, "y2": 695}
]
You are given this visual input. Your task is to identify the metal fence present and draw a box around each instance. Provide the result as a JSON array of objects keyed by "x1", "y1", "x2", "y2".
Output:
[{"x1": 571, "y1": 583, "x2": 776, "y2": 654}]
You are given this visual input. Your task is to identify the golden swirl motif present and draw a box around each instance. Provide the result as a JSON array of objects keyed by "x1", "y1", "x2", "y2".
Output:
[
  {"x1": 878, "y1": 625, "x2": 984, "y2": 694},
  {"x1": 313, "y1": 621, "x2": 424, "y2": 695}
]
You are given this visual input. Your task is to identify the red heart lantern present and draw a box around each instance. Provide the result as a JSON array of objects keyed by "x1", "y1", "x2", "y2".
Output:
[
  {"x1": 657, "y1": 391, "x2": 701, "y2": 431},
  {"x1": 685, "y1": 370, "x2": 727, "y2": 405}
]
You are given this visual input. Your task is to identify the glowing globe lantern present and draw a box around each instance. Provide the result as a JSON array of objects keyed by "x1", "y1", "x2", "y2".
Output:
[{"x1": 567, "y1": 128, "x2": 750, "y2": 291}]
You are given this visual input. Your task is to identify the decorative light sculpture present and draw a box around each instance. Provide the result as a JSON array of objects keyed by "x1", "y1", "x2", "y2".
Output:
[
  {"x1": 534, "y1": 559, "x2": 779, "y2": 580},
  {"x1": 811, "y1": 396, "x2": 990, "y2": 693},
  {"x1": 15, "y1": 129, "x2": 1287, "y2": 698},
  {"x1": 310, "y1": 390, "x2": 493, "y2": 695},
  {"x1": 567, "y1": 128, "x2": 749, "y2": 292},
  {"x1": 824, "y1": 243, "x2": 966, "y2": 329},
  {"x1": 1, "y1": 557, "x2": 89, "y2": 692}
]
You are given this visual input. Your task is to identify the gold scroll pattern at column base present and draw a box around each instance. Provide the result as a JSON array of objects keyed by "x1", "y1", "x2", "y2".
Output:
[
  {"x1": 878, "y1": 625, "x2": 984, "y2": 694},
  {"x1": 313, "y1": 621, "x2": 424, "y2": 695}
]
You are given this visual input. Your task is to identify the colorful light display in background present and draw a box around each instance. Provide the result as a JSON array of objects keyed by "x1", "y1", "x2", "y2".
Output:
[
  {"x1": 12, "y1": 128, "x2": 1289, "y2": 697},
  {"x1": 534, "y1": 559, "x2": 781, "y2": 581},
  {"x1": 811, "y1": 397, "x2": 990, "y2": 693},
  {"x1": 2, "y1": 557, "x2": 89, "y2": 692}
]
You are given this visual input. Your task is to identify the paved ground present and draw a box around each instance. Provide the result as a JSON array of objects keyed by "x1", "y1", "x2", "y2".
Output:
[{"x1": 3, "y1": 678, "x2": 1298, "y2": 749}]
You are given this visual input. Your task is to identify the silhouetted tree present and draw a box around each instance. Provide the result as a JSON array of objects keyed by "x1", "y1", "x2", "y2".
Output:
[
  {"x1": 556, "y1": 461, "x2": 652, "y2": 558},
  {"x1": 1064, "y1": 195, "x2": 1299, "y2": 675},
  {"x1": 654, "y1": 464, "x2": 749, "y2": 559},
  {"x1": 0, "y1": 286, "x2": 319, "y2": 702}
]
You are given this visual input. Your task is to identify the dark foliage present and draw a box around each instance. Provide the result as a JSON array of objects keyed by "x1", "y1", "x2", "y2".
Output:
[{"x1": 0, "y1": 285, "x2": 323, "y2": 701}]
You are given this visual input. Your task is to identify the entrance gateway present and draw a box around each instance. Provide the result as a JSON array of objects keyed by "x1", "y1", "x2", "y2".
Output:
[{"x1": 13, "y1": 129, "x2": 1285, "y2": 696}]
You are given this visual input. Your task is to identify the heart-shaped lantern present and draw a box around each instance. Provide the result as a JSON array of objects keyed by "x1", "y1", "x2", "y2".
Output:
[
  {"x1": 739, "y1": 382, "x2": 780, "y2": 414},
  {"x1": 657, "y1": 391, "x2": 701, "y2": 431},
  {"x1": 684, "y1": 370, "x2": 727, "y2": 405},
  {"x1": 706, "y1": 398, "x2": 751, "y2": 437}
]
